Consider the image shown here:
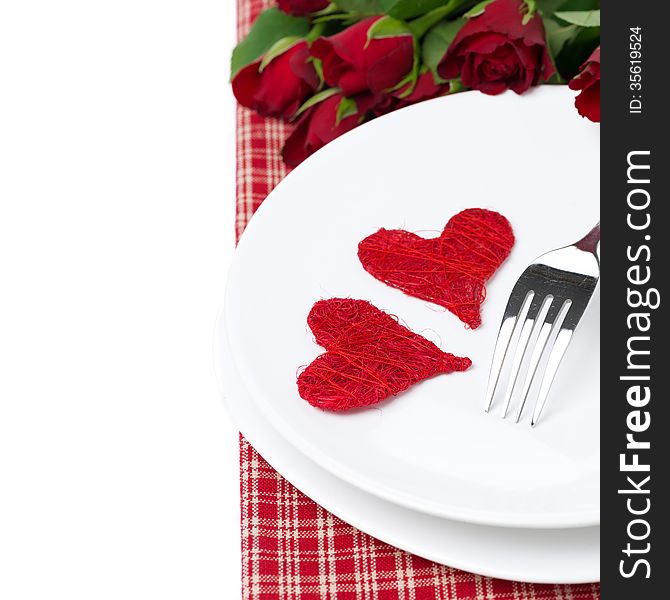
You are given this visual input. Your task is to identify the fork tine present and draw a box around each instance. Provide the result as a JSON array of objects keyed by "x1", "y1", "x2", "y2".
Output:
[
  {"x1": 531, "y1": 326, "x2": 574, "y2": 427},
  {"x1": 500, "y1": 315, "x2": 534, "y2": 418},
  {"x1": 515, "y1": 299, "x2": 573, "y2": 423},
  {"x1": 485, "y1": 223, "x2": 599, "y2": 426},
  {"x1": 501, "y1": 295, "x2": 553, "y2": 418},
  {"x1": 484, "y1": 290, "x2": 534, "y2": 413},
  {"x1": 514, "y1": 320, "x2": 552, "y2": 422}
]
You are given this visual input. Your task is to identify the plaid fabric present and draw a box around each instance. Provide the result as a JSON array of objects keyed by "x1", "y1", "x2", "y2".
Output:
[{"x1": 235, "y1": 2, "x2": 601, "y2": 598}]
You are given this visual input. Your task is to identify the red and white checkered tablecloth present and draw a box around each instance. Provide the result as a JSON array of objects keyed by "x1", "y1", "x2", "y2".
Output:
[{"x1": 235, "y1": 2, "x2": 600, "y2": 598}]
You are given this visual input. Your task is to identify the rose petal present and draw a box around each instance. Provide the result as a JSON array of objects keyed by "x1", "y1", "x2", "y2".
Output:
[{"x1": 574, "y1": 80, "x2": 600, "y2": 122}]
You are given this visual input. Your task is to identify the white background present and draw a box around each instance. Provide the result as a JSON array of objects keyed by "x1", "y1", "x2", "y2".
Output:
[{"x1": 0, "y1": 2, "x2": 241, "y2": 598}]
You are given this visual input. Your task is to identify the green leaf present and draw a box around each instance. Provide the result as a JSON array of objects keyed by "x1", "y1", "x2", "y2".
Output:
[
  {"x1": 385, "y1": 0, "x2": 458, "y2": 20},
  {"x1": 555, "y1": 0, "x2": 599, "y2": 10},
  {"x1": 422, "y1": 18, "x2": 464, "y2": 74},
  {"x1": 543, "y1": 16, "x2": 578, "y2": 59},
  {"x1": 554, "y1": 23, "x2": 599, "y2": 79},
  {"x1": 293, "y1": 88, "x2": 339, "y2": 119},
  {"x1": 311, "y1": 13, "x2": 359, "y2": 24},
  {"x1": 554, "y1": 9, "x2": 600, "y2": 27},
  {"x1": 368, "y1": 15, "x2": 414, "y2": 39},
  {"x1": 259, "y1": 37, "x2": 303, "y2": 71},
  {"x1": 536, "y1": 0, "x2": 599, "y2": 15},
  {"x1": 231, "y1": 8, "x2": 310, "y2": 79},
  {"x1": 535, "y1": 0, "x2": 569, "y2": 13},
  {"x1": 408, "y1": 0, "x2": 471, "y2": 38},
  {"x1": 332, "y1": 0, "x2": 384, "y2": 13},
  {"x1": 464, "y1": 0, "x2": 495, "y2": 17},
  {"x1": 336, "y1": 97, "x2": 359, "y2": 124}
]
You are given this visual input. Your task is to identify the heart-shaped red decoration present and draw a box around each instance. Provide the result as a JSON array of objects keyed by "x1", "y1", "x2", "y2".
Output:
[
  {"x1": 297, "y1": 298, "x2": 471, "y2": 411},
  {"x1": 358, "y1": 208, "x2": 514, "y2": 329}
]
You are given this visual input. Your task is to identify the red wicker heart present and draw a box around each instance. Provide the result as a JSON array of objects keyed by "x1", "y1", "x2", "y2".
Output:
[
  {"x1": 358, "y1": 208, "x2": 515, "y2": 329},
  {"x1": 297, "y1": 298, "x2": 471, "y2": 411}
]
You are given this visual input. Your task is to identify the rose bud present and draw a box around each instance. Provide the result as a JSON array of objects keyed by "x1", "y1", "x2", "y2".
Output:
[
  {"x1": 232, "y1": 40, "x2": 319, "y2": 120},
  {"x1": 370, "y1": 94, "x2": 399, "y2": 117},
  {"x1": 396, "y1": 70, "x2": 450, "y2": 106},
  {"x1": 373, "y1": 71, "x2": 450, "y2": 116},
  {"x1": 282, "y1": 92, "x2": 376, "y2": 167},
  {"x1": 311, "y1": 17, "x2": 415, "y2": 96},
  {"x1": 569, "y1": 47, "x2": 600, "y2": 123},
  {"x1": 277, "y1": 0, "x2": 329, "y2": 16},
  {"x1": 438, "y1": 0, "x2": 555, "y2": 95}
]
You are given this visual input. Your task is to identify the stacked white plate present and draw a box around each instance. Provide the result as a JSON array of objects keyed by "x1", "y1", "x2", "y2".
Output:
[{"x1": 215, "y1": 86, "x2": 600, "y2": 583}]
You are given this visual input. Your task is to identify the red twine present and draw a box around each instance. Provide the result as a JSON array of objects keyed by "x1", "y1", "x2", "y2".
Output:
[
  {"x1": 297, "y1": 298, "x2": 471, "y2": 412},
  {"x1": 358, "y1": 208, "x2": 515, "y2": 329}
]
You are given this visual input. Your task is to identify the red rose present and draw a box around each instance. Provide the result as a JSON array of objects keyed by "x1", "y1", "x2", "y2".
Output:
[
  {"x1": 311, "y1": 17, "x2": 415, "y2": 96},
  {"x1": 438, "y1": 0, "x2": 555, "y2": 95},
  {"x1": 232, "y1": 41, "x2": 318, "y2": 120},
  {"x1": 277, "y1": 0, "x2": 329, "y2": 16},
  {"x1": 282, "y1": 93, "x2": 376, "y2": 167},
  {"x1": 569, "y1": 47, "x2": 600, "y2": 123}
]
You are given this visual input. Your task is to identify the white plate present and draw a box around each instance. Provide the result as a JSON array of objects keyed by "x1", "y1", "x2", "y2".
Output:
[
  {"x1": 214, "y1": 315, "x2": 599, "y2": 583},
  {"x1": 225, "y1": 86, "x2": 599, "y2": 528}
]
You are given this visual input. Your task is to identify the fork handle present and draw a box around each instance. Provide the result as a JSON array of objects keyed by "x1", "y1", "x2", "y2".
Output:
[{"x1": 575, "y1": 222, "x2": 600, "y2": 255}]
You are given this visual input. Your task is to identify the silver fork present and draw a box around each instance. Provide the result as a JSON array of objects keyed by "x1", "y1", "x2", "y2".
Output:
[{"x1": 484, "y1": 223, "x2": 600, "y2": 426}]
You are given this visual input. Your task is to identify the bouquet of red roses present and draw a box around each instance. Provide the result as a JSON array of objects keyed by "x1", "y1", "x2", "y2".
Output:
[{"x1": 232, "y1": 0, "x2": 600, "y2": 167}]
